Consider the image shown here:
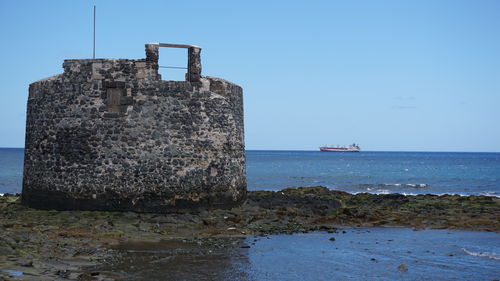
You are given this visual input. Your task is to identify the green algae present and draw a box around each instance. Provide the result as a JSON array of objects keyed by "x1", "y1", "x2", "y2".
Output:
[{"x1": 1, "y1": 187, "x2": 499, "y2": 280}]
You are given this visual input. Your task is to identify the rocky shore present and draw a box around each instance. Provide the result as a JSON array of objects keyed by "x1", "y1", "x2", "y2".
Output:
[{"x1": 1, "y1": 186, "x2": 499, "y2": 280}]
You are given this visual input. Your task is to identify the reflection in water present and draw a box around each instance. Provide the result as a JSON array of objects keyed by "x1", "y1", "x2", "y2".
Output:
[
  {"x1": 100, "y1": 239, "x2": 251, "y2": 281},
  {"x1": 98, "y1": 228, "x2": 500, "y2": 280}
]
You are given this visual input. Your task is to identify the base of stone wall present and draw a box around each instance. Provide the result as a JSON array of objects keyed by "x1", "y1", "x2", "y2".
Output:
[{"x1": 21, "y1": 189, "x2": 246, "y2": 213}]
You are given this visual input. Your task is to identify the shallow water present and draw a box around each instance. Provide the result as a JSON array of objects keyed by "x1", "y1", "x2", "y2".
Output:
[
  {"x1": 243, "y1": 228, "x2": 500, "y2": 280},
  {"x1": 100, "y1": 239, "x2": 250, "y2": 280},
  {"x1": 98, "y1": 228, "x2": 500, "y2": 280}
]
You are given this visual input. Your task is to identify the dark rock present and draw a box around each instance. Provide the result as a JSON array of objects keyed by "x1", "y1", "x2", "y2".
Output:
[
  {"x1": 16, "y1": 260, "x2": 33, "y2": 267},
  {"x1": 0, "y1": 244, "x2": 14, "y2": 256},
  {"x1": 56, "y1": 270, "x2": 70, "y2": 278},
  {"x1": 397, "y1": 264, "x2": 408, "y2": 272}
]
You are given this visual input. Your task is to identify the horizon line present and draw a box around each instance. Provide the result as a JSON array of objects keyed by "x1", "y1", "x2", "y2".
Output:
[{"x1": 1, "y1": 147, "x2": 499, "y2": 153}]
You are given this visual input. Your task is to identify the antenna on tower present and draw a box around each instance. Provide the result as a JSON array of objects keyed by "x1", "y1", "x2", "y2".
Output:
[{"x1": 93, "y1": 5, "x2": 96, "y2": 59}]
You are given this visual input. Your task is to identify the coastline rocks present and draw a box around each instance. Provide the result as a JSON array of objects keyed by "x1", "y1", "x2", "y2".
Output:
[
  {"x1": 1, "y1": 186, "x2": 499, "y2": 279},
  {"x1": 247, "y1": 187, "x2": 342, "y2": 216},
  {"x1": 15, "y1": 260, "x2": 33, "y2": 267}
]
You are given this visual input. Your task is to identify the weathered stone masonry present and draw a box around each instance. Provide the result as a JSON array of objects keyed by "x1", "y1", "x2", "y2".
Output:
[{"x1": 22, "y1": 43, "x2": 246, "y2": 212}]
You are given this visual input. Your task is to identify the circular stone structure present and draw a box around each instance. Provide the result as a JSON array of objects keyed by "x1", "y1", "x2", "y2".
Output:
[{"x1": 22, "y1": 43, "x2": 246, "y2": 212}]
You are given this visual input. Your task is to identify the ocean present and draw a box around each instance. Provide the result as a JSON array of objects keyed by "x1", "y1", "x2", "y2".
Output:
[
  {"x1": 1, "y1": 148, "x2": 499, "y2": 279},
  {"x1": 0, "y1": 148, "x2": 23, "y2": 195},
  {"x1": 2, "y1": 149, "x2": 500, "y2": 196},
  {"x1": 247, "y1": 150, "x2": 500, "y2": 197}
]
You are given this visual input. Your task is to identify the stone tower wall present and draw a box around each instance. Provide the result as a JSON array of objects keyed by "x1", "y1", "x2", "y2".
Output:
[{"x1": 22, "y1": 45, "x2": 246, "y2": 212}]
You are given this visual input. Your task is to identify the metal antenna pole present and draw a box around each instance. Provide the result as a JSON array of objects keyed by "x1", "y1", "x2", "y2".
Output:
[{"x1": 93, "y1": 5, "x2": 96, "y2": 59}]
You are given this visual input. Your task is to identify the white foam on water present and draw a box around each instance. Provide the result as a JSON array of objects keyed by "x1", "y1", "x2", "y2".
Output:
[
  {"x1": 401, "y1": 192, "x2": 418, "y2": 196},
  {"x1": 365, "y1": 187, "x2": 390, "y2": 194},
  {"x1": 383, "y1": 183, "x2": 428, "y2": 189},
  {"x1": 328, "y1": 183, "x2": 499, "y2": 198},
  {"x1": 479, "y1": 192, "x2": 500, "y2": 198},
  {"x1": 462, "y1": 248, "x2": 500, "y2": 261},
  {"x1": 432, "y1": 192, "x2": 500, "y2": 198},
  {"x1": 436, "y1": 193, "x2": 468, "y2": 197}
]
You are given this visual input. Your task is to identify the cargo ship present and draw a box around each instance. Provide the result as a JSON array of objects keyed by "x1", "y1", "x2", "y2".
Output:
[{"x1": 319, "y1": 144, "x2": 360, "y2": 152}]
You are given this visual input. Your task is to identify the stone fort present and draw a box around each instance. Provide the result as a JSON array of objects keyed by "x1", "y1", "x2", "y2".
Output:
[{"x1": 22, "y1": 43, "x2": 246, "y2": 212}]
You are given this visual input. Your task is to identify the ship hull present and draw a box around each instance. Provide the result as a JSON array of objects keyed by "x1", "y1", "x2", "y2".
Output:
[{"x1": 319, "y1": 147, "x2": 360, "y2": 152}]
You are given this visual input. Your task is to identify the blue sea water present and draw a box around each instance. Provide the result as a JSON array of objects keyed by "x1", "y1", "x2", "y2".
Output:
[
  {"x1": 1, "y1": 149, "x2": 500, "y2": 196},
  {"x1": 247, "y1": 150, "x2": 500, "y2": 197},
  {"x1": 0, "y1": 148, "x2": 23, "y2": 194}
]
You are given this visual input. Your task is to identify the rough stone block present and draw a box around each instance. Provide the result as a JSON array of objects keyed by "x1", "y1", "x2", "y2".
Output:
[{"x1": 92, "y1": 62, "x2": 103, "y2": 80}]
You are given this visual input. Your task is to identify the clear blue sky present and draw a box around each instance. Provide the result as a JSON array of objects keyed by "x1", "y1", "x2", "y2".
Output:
[{"x1": 0, "y1": 0, "x2": 499, "y2": 152}]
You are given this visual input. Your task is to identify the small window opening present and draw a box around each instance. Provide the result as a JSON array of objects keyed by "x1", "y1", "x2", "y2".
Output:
[{"x1": 158, "y1": 47, "x2": 187, "y2": 81}]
